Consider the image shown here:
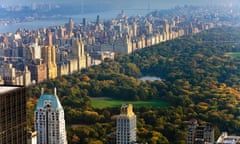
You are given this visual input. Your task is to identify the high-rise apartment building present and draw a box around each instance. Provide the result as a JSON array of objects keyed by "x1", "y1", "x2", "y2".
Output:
[
  {"x1": 25, "y1": 43, "x2": 41, "y2": 60},
  {"x1": 0, "y1": 63, "x2": 22, "y2": 85},
  {"x1": 187, "y1": 119, "x2": 214, "y2": 144},
  {"x1": 132, "y1": 21, "x2": 138, "y2": 37},
  {"x1": 0, "y1": 86, "x2": 27, "y2": 144},
  {"x1": 114, "y1": 36, "x2": 133, "y2": 55},
  {"x1": 41, "y1": 30, "x2": 57, "y2": 79},
  {"x1": 71, "y1": 38, "x2": 86, "y2": 70},
  {"x1": 34, "y1": 88, "x2": 67, "y2": 144},
  {"x1": 66, "y1": 18, "x2": 74, "y2": 38},
  {"x1": 23, "y1": 66, "x2": 32, "y2": 86},
  {"x1": 163, "y1": 19, "x2": 170, "y2": 41},
  {"x1": 0, "y1": 63, "x2": 31, "y2": 86},
  {"x1": 42, "y1": 45, "x2": 57, "y2": 79},
  {"x1": 27, "y1": 59, "x2": 47, "y2": 83},
  {"x1": 116, "y1": 104, "x2": 136, "y2": 144}
]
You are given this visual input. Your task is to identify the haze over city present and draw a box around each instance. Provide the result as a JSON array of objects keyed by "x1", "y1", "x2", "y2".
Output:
[
  {"x1": 1, "y1": 0, "x2": 240, "y2": 144},
  {"x1": 1, "y1": 0, "x2": 239, "y2": 9}
]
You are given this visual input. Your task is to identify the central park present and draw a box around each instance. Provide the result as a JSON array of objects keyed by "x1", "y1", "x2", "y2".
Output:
[
  {"x1": 91, "y1": 97, "x2": 170, "y2": 109},
  {"x1": 27, "y1": 27, "x2": 240, "y2": 143}
]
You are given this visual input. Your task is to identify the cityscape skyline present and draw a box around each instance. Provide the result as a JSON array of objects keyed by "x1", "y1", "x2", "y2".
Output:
[
  {"x1": 0, "y1": 0, "x2": 238, "y2": 33},
  {"x1": 0, "y1": 1, "x2": 240, "y2": 143},
  {"x1": 0, "y1": 2, "x2": 235, "y2": 86}
]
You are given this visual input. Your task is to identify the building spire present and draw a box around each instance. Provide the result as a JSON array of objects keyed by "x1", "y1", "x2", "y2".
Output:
[
  {"x1": 41, "y1": 88, "x2": 44, "y2": 95},
  {"x1": 54, "y1": 87, "x2": 57, "y2": 96}
]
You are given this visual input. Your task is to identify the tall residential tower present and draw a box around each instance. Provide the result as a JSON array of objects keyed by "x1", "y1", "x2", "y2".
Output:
[
  {"x1": 116, "y1": 104, "x2": 136, "y2": 144},
  {"x1": 71, "y1": 38, "x2": 86, "y2": 70},
  {"x1": 187, "y1": 119, "x2": 214, "y2": 144},
  {"x1": 42, "y1": 30, "x2": 57, "y2": 79},
  {"x1": 34, "y1": 88, "x2": 67, "y2": 144}
]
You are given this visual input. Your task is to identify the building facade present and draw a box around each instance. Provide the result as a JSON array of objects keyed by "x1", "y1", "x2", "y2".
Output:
[
  {"x1": 27, "y1": 131, "x2": 37, "y2": 144},
  {"x1": 116, "y1": 104, "x2": 136, "y2": 144},
  {"x1": 34, "y1": 88, "x2": 67, "y2": 144},
  {"x1": 0, "y1": 86, "x2": 27, "y2": 144},
  {"x1": 187, "y1": 119, "x2": 214, "y2": 144},
  {"x1": 0, "y1": 76, "x2": 4, "y2": 84},
  {"x1": 0, "y1": 64, "x2": 32, "y2": 86},
  {"x1": 71, "y1": 38, "x2": 86, "y2": 71},
  {"x1": 27, "y1": 60, "x2": 47, "y2": 83},
  {"x1": 0, "y1": 63, "x2": 22, "y2": 85},
  {"x1": 42, "y1": 45, "x2": 57, "y2": 79}
]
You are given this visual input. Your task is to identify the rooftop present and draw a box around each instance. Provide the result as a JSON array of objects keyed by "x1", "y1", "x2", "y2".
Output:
[
  {"x1": 221, "y1": 136, "x2": 240, "y2": 144},
  {"x1": 217, "y1": 132, "x2": 240, "y2": 144},
  {"x1": 120, "y1": 104, "x2": 135, "y2": 117},
  {"x1": 35, "y1": 89, "x2": 63, "y2": 111},
  {"x1": 0, "y1": 86, "x2": 20, "y2": 95}
]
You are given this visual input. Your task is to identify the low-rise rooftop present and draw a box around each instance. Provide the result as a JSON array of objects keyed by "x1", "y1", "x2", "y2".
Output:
[{"x1": 217, "y1": 132, "x2": 240, "y2": 144}]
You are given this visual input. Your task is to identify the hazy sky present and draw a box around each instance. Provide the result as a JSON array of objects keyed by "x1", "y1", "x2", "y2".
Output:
[{"x1": 0, "y1": 0, "x2": 238, "y2": 9}]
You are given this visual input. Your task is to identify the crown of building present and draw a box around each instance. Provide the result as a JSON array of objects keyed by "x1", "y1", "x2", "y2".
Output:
[
  {"x1": 35, "y1": 88, "x2": 63, "y2": 111},
  {"x1": 120, "y1": 104, "x2": 135, "y2": 117}
]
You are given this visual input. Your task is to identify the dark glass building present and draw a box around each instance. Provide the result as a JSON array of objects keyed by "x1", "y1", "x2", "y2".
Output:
[{"x1": 0, "y1": 86, "x2": 27, "y2": 144}]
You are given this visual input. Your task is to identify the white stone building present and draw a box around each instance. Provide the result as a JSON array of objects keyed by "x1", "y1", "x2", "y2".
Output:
[
  {"x1": 116, "y1": 104, "x2": 137, "y2": 144},
  {"x1": 34, "y1": 88, "x2": 67, "y2": 144}
]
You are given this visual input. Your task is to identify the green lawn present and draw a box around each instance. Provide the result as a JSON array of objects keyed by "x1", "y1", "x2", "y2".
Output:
[
  {"x1": 91, "y1": 98, "x2": 170, "y2": 109},
  {"x1": 225, "y1": 52, "x2": 240, "y2": 58}
]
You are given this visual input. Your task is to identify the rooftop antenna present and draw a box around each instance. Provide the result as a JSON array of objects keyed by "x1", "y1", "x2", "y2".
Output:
[
  {"x1": 54, "y1": 87, "x2": 57, "y2": 96},
  {"x1": 41, "y1": 88, "x2": 44, "y2": 95}
]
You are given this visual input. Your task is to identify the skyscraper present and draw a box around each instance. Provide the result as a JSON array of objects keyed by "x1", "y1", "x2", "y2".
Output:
[
  {"x1": 96, "y1": 15, "x2": 100, "y2": 25},
  {"x1": 116, "y1": 104, "x2": 136, "y2": 144},
  {"x1": 0, "y1": 86, "x2": 27, "y2": 144},
  {"x1": 46, "y1": 29, "x2": 53, "y2": 46},
  {"x1": 163, "y1": 19, "x2": 170, "y2": 40},
  {"x1": 71, "y1": 38, "x2": 86, "y2": 70},
  {"x1": 42, "y1": 45, "x2": 57, "y2": 79},
  {"x1": 83, "y1": 18, "x2": 88, "y2": 27},
  {"x1": 132, "y1": 21, "x2": 138, "y2": 37},
  {"x1": 34, "y1": 88, "x2": 67, "y2": 144},
  {"x1": 187, "y1": 119, "x2": 214, "y2": 144},
  {"x1": 66, "y1": 18, "x2": 74, "y2": 38}
]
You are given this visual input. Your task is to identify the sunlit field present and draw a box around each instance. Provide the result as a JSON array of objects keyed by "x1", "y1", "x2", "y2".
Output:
[
  {"x1": 91, "y1": 98, "x2": 170, "y2": 109},
  {"x1": 224, "y1": 52, "x2": 240, "y2": 58}
]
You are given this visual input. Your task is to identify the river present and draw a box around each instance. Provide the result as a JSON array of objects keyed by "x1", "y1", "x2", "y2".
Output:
[{"x1": 0, "y1": 9, "x2": 149, "y2": 33}]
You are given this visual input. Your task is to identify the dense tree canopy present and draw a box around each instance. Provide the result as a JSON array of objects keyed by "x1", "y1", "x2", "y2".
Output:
[{"x1": 27, "y1": 27, "x2": 240, "y2": 143}]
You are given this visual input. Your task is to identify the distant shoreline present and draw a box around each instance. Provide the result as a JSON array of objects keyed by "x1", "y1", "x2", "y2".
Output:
[{"x1": 0, "y1": 9, "x2": 149, "y2": 34}]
